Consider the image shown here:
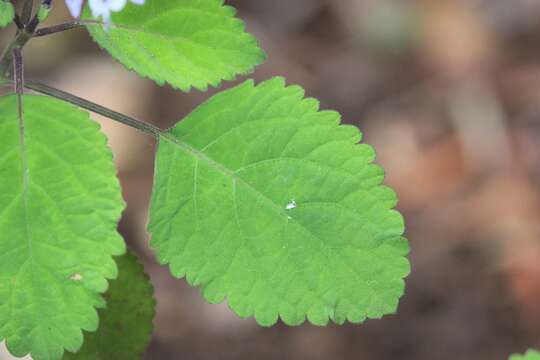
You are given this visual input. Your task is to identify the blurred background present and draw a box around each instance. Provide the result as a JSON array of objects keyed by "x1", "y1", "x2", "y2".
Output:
[{"x1": 2, "y1": 0, "x2": 540, "y2": 359}]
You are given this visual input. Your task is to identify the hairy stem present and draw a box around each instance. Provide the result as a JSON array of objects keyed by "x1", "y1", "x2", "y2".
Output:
[
  {"x1": 34, "y1": 20, "x2": 84, "y2": 37},
  {"x1": 0, "y1": 31, "x2": 32, "y2": 79},
  {"x1": 13, "y1": 49, "x2": 23, "y2": 95},
  {"x1": 24, "y1": 81, "x2": 163, "y2": 137},
  {"x1": 0, "y1": 0, "x2": 50, "y2": 79},
  {"x1": 13, "y1": 14, "x2": 24, "y2": 29},
  {"x1": 34, "y1": 19, "x2": 107, "y2": 37},
  {"x1": 14, "y1": 49, "x2": 25, "y2": 141},
  {"x1": 21, "y1": 0, "x2": 34, "y2": 24},
  {"x1": 0, "y1": 0, "x2": 46, "y2": 79}
]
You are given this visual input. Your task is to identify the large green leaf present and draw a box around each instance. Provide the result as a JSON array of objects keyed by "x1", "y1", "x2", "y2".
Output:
[
  {"x1": 83, "y1": 0, "x2": 266, "y2": 91},
  {"x1": 148, "y1": 78, "x2": 410, "y2": 326},
  {"x1": 511, "y1": 350, "x2": 540, "y2": 360},
  {"x1": 0, "y1": 0, "x2": 14, "y2": 28},
  {"x1": 63, "y1": 252, "x2": 155, "y2": 360},
  {"x1": 0, "y1": 95, "x2": 125, "y2": 360}
]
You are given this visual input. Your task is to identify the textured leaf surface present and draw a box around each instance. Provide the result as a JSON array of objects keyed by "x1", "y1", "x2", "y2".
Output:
[
  {"x1": 63, "y1": 252, "x2": 155, "y2": 360},
  {"x1": 0, "y1": 0, "x2": 14, "y2": 27},
  {"x1": 83, "y1": 0, "x2": 265, "y2": 91},
  {"x1": 148, "y1": 78, "x2": 410, "y2": 326},
  {"x1": 0, "y1": 95, "x2": 125, "y2": 360},
  {"x1": 511, "y1": 350, "x2": 540, "y2": 360}
]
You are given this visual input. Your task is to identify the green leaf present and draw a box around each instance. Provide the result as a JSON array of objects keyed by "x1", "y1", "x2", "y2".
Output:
[
  {"x1": 0, "y1": 0, "x2": 14, "y2": 28},
  {"x1": 0, "y1": 95, "x2": 125, "y2": 360},
  {"x1": 511, "y1": 350, "x2": 540, "y2": 360},
  {"x1": 83, "y1": 0, "x2": 266, "y2": 91},
  {"x1": 148, "y1": 78, "x2": 410, "y2": 326},
  {"x1": 63, "y1": 252, "x2": 155, "y2": 360}
]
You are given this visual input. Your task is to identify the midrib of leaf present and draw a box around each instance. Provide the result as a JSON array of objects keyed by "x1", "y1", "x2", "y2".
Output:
[
  {"x1": 160, "y1": 133, "x2": 345, "y2": 251},
  {"x1": 12, "y1": 93, "x2": 44, "y2": 357},
  {"x1": 161, "y1": 133, "x2": 287, "y2": 218},
  {"x1": 16, "y1": 93, "x2": 32, "y2": 259}
]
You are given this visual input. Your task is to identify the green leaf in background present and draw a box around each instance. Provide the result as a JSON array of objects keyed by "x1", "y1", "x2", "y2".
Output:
[
  {"x1": 83, "y1": 0, "x2": 266, "y2": 91},
  {"x1": 510, "y1": 349, "x2": 540, "y2": 360},
  {"x1": 0, "y1": 0, "x2": 14, "y2": 28},
  {"x1": 0, "y1": 95, "x2": 125, "y2": 360},
  {"x1": 63, "y1": 252, "x2": 155, "y2": 360},
  {"x1": 148, "y1": 78, "x2": 410, "y2": 326}
]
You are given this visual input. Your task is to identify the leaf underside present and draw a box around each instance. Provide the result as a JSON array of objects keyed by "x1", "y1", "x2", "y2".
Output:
[
  {"x1": 0, "y1": 95, "x2": 125, "y2": 360},
  {"x1": 511, "y1": 350, "x2": 540, "y2": 360},
  {"x1": 83, "y1": 0, "x2": 266, "y2": 92},
  {"x1": 63, "y1": 252, "x2": 155, "y2": 360},
  {"x1": 148, "y1": 77, "x2": 410, "y2": 326}
]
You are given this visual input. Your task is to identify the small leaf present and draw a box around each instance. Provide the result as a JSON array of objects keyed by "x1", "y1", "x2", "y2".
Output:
[
  {"x1": 148, "y1": 78, "x2": 410, "y2": 326},
  {"x1": 63, "y1": 252, "x2": 156, "y2": 360},
  {"x1": 0, "y1": 95, "x2": 125, "y2": 360},
  {"x1": 83, "y1": 0, "x2": 266, "y2": 91},
  {"x1": 0, "y1": 0, "x2": 14, "y2": 28},
  {"x1": 510, "y1": 349, "x2": 540, "y2": 360}
]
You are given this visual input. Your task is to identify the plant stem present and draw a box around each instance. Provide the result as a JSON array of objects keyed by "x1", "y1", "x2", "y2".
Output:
[
  {"x1": 0, "y1": 31, "x2": 32, "y2": 79},
  {"x1": 0, "y1": 0, "x2": 47, "y2": 79},
  {"x1": 34, "y1": 20, "x2": 84, "y2": 37},
  {"x1": 0, "y1": 0, "x2": 51, "y2": 79},
  {"x1": 14, "y1": 49, "x2": 30, "y2": 233},
  {"x1": 24, "y1": 81, "x2": 163, "y2": 138},
  {"x1": 14, "y1": 48, "x2": 25, "y2": 131},
  {"x1": 13, "y1": 49, "x2": 23, "y2": 95},
  {"x1": 34, "y1": 19, "x2": 106, "y2": 37},
  {"x1": 21, "y1": 0, "x2": 34, "y2": 25},
  {"x1": 14, "y1": 14, "x2": 24, "y2": 29}
]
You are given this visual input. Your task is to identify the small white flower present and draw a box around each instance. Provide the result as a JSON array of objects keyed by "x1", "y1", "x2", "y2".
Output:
[
  {"x1": 65, "y1": 0, "x2": 83, "y2": 18},
  {"x1": 66, "y1": 0, "x2": 145, "y2": 25},
  {"x1": 88, "y1": 0, "x2": 126, "y2": 24}
]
